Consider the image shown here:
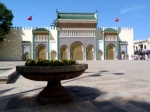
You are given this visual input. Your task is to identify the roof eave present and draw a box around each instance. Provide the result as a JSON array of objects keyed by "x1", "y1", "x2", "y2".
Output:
[{"x1": 58, "y1": 19, "x2": 97, "y2": 23}]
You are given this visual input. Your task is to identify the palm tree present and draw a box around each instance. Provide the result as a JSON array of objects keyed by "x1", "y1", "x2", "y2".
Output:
[{"x1": 51, "y1": 19, "x2": 57, "y2": 27}]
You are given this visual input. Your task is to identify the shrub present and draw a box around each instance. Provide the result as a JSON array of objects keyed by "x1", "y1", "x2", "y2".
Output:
[{"x1": 25, "y1": 59, "x2": 78, "y2": 66}]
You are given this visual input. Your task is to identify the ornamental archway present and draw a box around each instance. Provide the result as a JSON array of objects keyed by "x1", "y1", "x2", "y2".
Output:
[
  {"x1": 86, "y1": 45, "x2": 94, "y2": 60},
  {"x1": 36, "y1": 44, "x2": 46, "y2": 60},
  {"x1": 60, "y1": 45, "x2": 68, "y2": 60},
  {"x1": 106, "y1": 44, "x2": 115, "y2": 60},
  {"x1": 71, "y1": 42, "x2": 83, "y2": 60}
]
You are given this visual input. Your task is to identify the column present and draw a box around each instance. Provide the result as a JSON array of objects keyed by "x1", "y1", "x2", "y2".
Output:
[
  {"x1": 95, "y1": 29, "x2": 98, "y2": 60},
  {"x1": 68, "y1": 51, "x2": 70, "y2": 60},
  {"x1": 70, "y1": 51, "x2": 72, "y2": 60},
  {"x1": 32, "y1": 31, "x2": 34, "y2": 59},
  {"x1": 114, "y1": 50, "x2": 118, "y2": 60},
  {"x1": 84, "y1": 51, "x2": 86, "y2": 60},
  {"x1": 117, "y1": 31, "x2": 120, "y2": 60},
  {"x1": 56, "y1": 11, "x2": 59, "y2": 60},
  {"x1": 93, "y1": 51, "x2": 96, "y2": 60},
  {"x1": 83, "y1": 51, "x2": 86, "y2": 60},
  {"x1": 104, "y1": 34, "x2": 106, "y2": 60}
]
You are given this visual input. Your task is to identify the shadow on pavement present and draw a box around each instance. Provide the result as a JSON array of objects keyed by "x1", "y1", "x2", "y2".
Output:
[
  {"x1": 99, "y1": 70, "x2": 109, "y2": 73},
  {"x1": 113, "y1": 73, "x2": 125, "y2": 75},
  {"x1": 96, "y1": 97, "x2": 150, "y2": 112},
  {"x1": 0, "y1": 86, "x2": 103, "y2": 111},
  {"x1": 8, "y1": 73, "x2": 21, "y2": 84},
  {"x1": 0, "y1": 86, "x2": 150, "y2": 112}
]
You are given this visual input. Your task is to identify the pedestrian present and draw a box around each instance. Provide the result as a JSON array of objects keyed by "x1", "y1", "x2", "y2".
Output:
[{"x1": 145, "y1": 54, "x2": 148, "y2": 60}]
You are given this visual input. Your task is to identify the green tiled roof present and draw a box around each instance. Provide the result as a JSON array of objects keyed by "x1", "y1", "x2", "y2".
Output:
[
  {"x1": 33, "y1": 28, "x2": 48, "y2": 31},
  {"x1": 104, "y1": 28, "x2": 117, "y2": 33},
  {"x1": 58, "y1": 12, "x2": 96, "y2": 20}
]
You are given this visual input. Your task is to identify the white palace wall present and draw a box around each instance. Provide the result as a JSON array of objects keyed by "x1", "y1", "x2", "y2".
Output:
[
  {"x1": 119, "y1": 27, "x2": 134, "y2": 57},
  {"x1": 0, "y1": 27, "x2": 134, "y2": 61},
  {"x1": 0, "y1": 27, "x2": 58, "y2": 61},
  {"x1": 49, "y1": 27, "x2": 57, "y2": 52},
  {"x1": 0, "y1": 28, "x2": 29, "y2": 61}
]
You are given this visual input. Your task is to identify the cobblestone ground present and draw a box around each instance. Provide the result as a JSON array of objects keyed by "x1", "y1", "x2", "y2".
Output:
[{"x1": 0, "y1": 60, "x2": 150, "y2": 112}]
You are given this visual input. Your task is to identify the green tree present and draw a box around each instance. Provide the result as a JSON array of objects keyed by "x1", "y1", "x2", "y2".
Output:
[{"x1": 0, "y1": 2, "x2": 14, "y2": 41}]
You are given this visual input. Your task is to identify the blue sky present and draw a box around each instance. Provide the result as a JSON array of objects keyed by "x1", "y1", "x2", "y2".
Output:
[{"x1": 1, "y1": 0, "x2": 150, "y2": 40}]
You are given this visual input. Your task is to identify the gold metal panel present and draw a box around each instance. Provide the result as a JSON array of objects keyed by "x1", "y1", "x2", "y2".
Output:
[
  {"x1": 87, "y1": 46, "x2": 93, "y2": 60},
  {"x1": 106, "y1": 45, "x2": 114, "y2": 60},
  {"x1": 38, "y1": 45, "x2": 46, "y2": 60},
  {"x1": 72, "y1": 43, "x2": 83, "y2": 60},
  {"x1": 61, "y1": 46, "x2": 67, "y2": 60}
]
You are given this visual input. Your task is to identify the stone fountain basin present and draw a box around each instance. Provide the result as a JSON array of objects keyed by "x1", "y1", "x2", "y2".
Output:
[
  {"x1": 16, "y1": 64, "x2": 88, "y2": 81},
  {"x1": 16, "y1": 64, "x2": 88, "y2": 104}
]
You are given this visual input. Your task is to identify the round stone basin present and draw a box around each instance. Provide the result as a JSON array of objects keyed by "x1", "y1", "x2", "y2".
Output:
[{"x1": 16, "y1": 64, "x2": 88, "y2": 104}]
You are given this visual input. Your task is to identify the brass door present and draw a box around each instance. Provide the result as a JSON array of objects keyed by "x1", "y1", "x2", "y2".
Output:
[
  {"x1": 38, "y1": 45, "x2": 46, "y2": 60},
  {"x1": 61, "y1": 47, "x2": 67, "y2": 60},
  {"x1": 106, "y1": 45, "x2": 114, "y2": 60},
  {"x1": 24, "y1": 52, "x2": 29, "y2": 61},
  {"x1": 72, "y1": 43, "x2": 83, "y2": 60},
  {"x1": 87, "y1": 46, "x2": 93, "y2": 60},
  {"x1": 98, "y1": 50, "x2": 102, "y2": 60}
]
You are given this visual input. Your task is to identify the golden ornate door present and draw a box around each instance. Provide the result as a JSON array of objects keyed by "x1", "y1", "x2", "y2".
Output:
[
  {"x1": 98, "y1": 50, "x2": 102, "y2": 60},
  {"x1": 72, "y1": 43, "x2": 83, "y2": 60},
  {"x1": 106, "y1": 44, "x2": 114, "y2": 60},
  {"x1": 61, "y1": 46, "x2": 67, "y2": 60},
  {"x1": 38, "y1": 45, "x2": 46, "y2": 60},
  {"x1": 87, "y1": 46, "x2": 93, "y2": 60},
  {"x1": 24, "y1": 52, "x2": 29, "y2": 61}
]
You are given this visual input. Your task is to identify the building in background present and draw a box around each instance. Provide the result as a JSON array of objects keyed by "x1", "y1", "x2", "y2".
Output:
[
  {"x1": 0, "y1": 11, "x2": 134, "y2": 61},
  {"x1": 134, "y1": 38, "x2": 150, "y2": 59}
]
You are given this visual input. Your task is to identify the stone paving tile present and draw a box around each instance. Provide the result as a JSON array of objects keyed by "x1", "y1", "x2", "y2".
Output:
[
  {"x1": 109, "y1": 97, "x2": 149, "y2": 112},
  {"x1": 129, "y1": 101, "x2": 150, "y2": 112},
  {"x1": 34, "y1": 102, "x2": 79, "y2": 112},
  {"x1": 73, "y1": 100, "x2": 100, "y2": 112},
  {"x1": 4, "y1": 96, "x2": 30, "y2": 110},
  {"x1": 0, "y1": 98, "x2": 10, "y2": 111},
  {"x1": 90, "y1": 100, "x2": 126, "y2": 112}
]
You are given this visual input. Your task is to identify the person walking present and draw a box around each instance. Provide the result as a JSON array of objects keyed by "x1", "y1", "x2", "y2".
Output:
[{"x1": 145, "y1": 54, "x2": 148, "y2": 60}]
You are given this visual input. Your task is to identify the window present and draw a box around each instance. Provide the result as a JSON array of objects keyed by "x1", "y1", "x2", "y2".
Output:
[
  {"x1": 144, "y1": 45, "x2": 146, "y2": 49},
  {"x1": 136, "y1": 46, "x2": 138, "y2": 50}
]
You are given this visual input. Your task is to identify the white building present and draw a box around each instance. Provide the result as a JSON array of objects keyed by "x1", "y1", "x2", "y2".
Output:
[
  {"x1": 134, "y1": 38, "x2": 150, "y2": 59},
  {"x1": 0, "y1": 11, "x2": 134, "y2": 61},
  {"x1": 134, "y1": 38, "x2": 150, "y2": 51}
]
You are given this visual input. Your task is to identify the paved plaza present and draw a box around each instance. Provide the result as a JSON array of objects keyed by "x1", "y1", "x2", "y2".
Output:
[{"x1": 0, "y1": 60, "x2": 150, "y2": 112}]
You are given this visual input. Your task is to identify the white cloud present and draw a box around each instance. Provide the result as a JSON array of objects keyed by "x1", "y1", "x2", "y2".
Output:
[{"x1": 121, "y1": 6, "x2": 145, "y2": 14}]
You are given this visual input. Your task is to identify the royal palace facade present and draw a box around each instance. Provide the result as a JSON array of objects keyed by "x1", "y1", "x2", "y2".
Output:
[{"x1": 0, "y1": 11, "x2": 134, "y2": 61}]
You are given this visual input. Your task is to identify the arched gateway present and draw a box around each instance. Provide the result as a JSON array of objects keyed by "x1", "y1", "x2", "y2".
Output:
[
  {"x1": 36, "y1": 44, "x2": 46, "y2": 60},
  {"x1": 71, "y1": 42, "x2": 83, "y2": 60},
  {"x1": 60, "y1": 45, "x2": 68, "y2": 60},
  {"x1": 106, "y1": 44, "x2": 115, "y2": 60},
  {"x1": 86, "y1": 45, "x2": 94, "y2": 60}
]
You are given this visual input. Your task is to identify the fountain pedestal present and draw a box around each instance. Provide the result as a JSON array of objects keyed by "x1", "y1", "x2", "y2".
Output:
[{"x1": 16, "y1": 64, "x2": 88, "y2": 103}]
